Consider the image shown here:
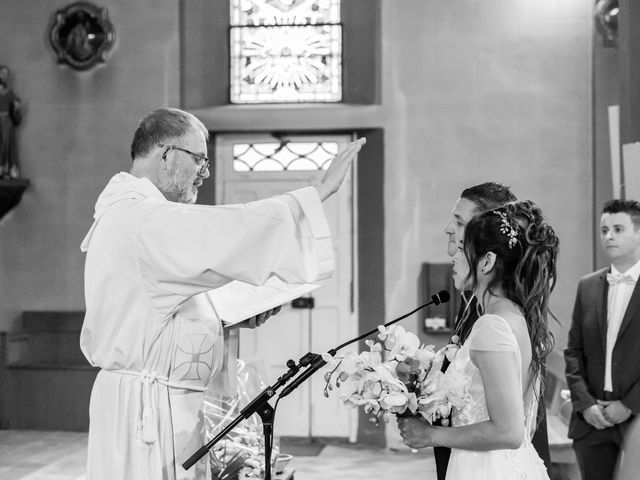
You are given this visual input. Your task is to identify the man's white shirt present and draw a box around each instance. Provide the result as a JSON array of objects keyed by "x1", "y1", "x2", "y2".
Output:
[{"x1": 605, "y1": 258, "x2": 640, "y2": 391}]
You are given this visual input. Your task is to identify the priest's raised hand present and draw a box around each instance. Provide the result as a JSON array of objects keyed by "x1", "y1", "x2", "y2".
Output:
[{"x1": 315, "y1": 137, "x2": 366, "y2": 201}]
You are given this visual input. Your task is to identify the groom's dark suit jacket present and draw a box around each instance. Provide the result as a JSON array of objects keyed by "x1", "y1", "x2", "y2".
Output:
[
  {"x1": 433, "y1": 296, "x2": 551, "y2": 480},
  {"x1": 564, "y1": 267, "x2": 640, "y2": 441}
]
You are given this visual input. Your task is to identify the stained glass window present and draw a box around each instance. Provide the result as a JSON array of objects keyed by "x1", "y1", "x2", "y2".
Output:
[
  {"x1": 232, "y1": 141, "x2": 339, "y2": 171},
  {"x1": 230, "y1": 0, "x2": 342, "y2": 104}
]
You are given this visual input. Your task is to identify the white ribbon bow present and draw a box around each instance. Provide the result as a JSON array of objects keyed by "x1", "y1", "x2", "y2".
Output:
[{"x1": 606, "y1": 273, "x2": 636, "y2": 286}]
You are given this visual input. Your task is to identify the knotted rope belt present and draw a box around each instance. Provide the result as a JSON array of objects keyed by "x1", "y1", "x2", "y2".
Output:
[{"x1": 110, "y1": 369, "x2": 206, "y2": 445}]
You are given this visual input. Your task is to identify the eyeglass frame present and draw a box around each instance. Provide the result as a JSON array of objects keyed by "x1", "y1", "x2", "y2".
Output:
[{"x1": 159, "y1": 144, "x2": 210, "y2": 176}]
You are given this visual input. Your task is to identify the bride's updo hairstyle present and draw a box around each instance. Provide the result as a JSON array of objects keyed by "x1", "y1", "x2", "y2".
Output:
[{"x1": 462, "y1": 200, "x2": 559, "y2": 389}]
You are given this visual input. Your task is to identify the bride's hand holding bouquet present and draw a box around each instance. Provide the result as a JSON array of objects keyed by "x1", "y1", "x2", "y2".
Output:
[{"x1": 322, "y1": 324, "x2": 459, "y2": 429}]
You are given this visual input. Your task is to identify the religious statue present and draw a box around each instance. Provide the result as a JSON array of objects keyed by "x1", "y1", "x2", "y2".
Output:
[{"x1": 0, "y1": 65, "x2": 23, "y2": 179}]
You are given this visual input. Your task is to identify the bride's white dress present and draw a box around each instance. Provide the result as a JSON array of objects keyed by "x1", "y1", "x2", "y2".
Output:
[{"x1": 443, "y1": 314, "x2": 550, "y2": 480}]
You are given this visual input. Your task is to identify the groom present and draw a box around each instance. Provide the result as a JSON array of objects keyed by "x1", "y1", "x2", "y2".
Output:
[{"x1": 432, "y1": 182, "x2": 551, "y2": 479}]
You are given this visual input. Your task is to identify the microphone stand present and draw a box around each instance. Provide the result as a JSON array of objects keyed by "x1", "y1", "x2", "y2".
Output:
[
  {"x1": 182, "y1": 356, "x2": 312, "y2": 476},
  {"x1": 182, "y1": 291, "x2": 449, "y2": 475},
  {"x1": 278, "y1": 290, "x2": 449, "y2": 398}
]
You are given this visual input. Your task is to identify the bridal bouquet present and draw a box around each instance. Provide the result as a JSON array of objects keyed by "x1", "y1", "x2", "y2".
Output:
[{"x1": 322, "y1": 325, "x2": 458, "y2": 426}]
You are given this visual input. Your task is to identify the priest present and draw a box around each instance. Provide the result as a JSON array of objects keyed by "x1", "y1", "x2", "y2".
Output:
[{"x1": 80, "y1": 107, "x2": 365, "y2": 480}]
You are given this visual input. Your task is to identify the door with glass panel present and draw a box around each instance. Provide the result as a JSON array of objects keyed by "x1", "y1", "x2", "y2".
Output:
[{"x1": 215, "y1": 133, "x2": 357, "y2": 438}]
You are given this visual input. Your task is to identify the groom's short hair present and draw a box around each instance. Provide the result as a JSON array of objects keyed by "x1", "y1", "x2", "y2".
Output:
[{"x1": 461, "y1": 182, "x2": 516, "y2": 213}]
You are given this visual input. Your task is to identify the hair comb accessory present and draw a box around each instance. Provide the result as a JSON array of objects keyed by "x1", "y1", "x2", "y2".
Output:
[{"x1": 493, "y1": 210, "x2": 518, "y2": 249}]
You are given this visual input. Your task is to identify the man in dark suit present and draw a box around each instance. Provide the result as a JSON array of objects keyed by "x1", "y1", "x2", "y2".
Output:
[
  {"x1": 432, "y1": 182, "x2": 551, "y2": 480},
  {"x1": 565, "y1": 199, "x2": 640, "y2": 480}
]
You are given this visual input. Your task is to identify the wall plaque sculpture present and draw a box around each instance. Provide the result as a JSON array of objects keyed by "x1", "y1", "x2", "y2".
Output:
[
  {"x1": 49, "y1": 2, "x2": 115, "y2": 71},
  {"x1": 595, "y1": 0, "x2": 619, "y2": 48}
]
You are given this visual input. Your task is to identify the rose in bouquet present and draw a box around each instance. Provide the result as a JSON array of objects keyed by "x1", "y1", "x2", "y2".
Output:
[
  {"x1": 209, "y1": 431, "x2": 283, "y2": 480},
  {"x1": 210, "y1": 434, "x2": 266, "y2": 480},
  {"x1": 322, "y1": 325, "x2": 459, "y2": 426}
]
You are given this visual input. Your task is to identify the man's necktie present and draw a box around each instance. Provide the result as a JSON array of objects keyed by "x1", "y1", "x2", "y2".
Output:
[{"x1": 606, "y1": 273, "x2": 636, "y2": 286}]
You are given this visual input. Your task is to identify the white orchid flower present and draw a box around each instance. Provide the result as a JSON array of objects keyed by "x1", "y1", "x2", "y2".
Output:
[
  {"x1": 389, "y1": 330, "x2": 420, "y2": 361},
  {"x1": 414, "y1": 345, "x2": 436, "y2": 370},
  {"x1": 378, "y1": 390, "x2": 417, "y2": 414},
  {"x1": 359, "y1": 348, "x2": 382, "y2": 368}
]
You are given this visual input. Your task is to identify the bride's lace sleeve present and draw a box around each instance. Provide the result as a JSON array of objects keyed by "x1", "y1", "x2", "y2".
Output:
[{"x1": 468, "y1": 314, "x2": 518, "y2": 353}]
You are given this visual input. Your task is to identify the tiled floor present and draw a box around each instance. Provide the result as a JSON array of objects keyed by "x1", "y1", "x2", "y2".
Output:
[
  {"x1": 0, "y1": 430, "x2": 88, "y2": 480},
  {"x1": 0, "y1": 430, "x2": 437, "y2": 480}
]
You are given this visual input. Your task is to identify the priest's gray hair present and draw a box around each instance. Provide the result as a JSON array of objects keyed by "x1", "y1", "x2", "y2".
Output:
[{"x1": 130, "y1": 107, "x2": 209, "y2": 160}]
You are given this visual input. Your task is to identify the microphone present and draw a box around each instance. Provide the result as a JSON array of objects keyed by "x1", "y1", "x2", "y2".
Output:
[
  {"x1": 278, "y1": 290, "x2": 450, "y2": 399},
  {"x1": 432, "y1": 289, "x2": 450, "y2": 305}
]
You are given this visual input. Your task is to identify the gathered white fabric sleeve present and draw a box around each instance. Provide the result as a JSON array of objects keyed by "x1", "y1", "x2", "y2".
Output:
[
  {"x1": 468, "y1": 315, "x2": 518, "y2": 353},
  {"x1": 135, "y1": 186, "x2": 334, "y2": 317}
]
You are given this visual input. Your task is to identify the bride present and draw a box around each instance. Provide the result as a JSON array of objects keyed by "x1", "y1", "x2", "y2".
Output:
[{"x1": 398, "y1": 200, "x2": 559, "y2": 480}]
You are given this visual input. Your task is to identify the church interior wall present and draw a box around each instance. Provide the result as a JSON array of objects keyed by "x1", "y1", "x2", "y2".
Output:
[
  {"x1": 0, "y1": 0, "x2": 180, "y2": 332},
  {"x1": 381, "y1": 0, "x2": 592, "y2": 354}
]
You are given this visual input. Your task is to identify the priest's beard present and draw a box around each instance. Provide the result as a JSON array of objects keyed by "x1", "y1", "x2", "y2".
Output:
[
  {"x1": 168, "y1": 186, "x2": 198, "y2": 204},
  {"x1": 158, "y1": 172, "x2": 198, "y2": 204}
]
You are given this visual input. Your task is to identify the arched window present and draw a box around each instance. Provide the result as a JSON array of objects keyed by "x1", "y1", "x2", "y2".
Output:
[{"x1": 229, "y1": 0, "x2": 342, "y2": 104}]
